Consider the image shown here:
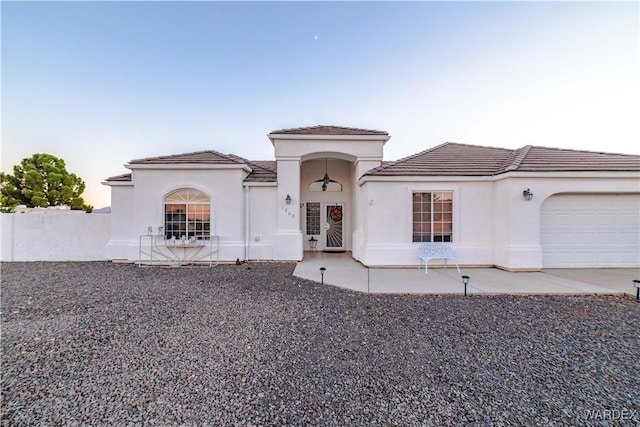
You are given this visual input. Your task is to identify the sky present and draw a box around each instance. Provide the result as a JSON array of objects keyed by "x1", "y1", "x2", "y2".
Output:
[{"x1": 2, "y1": 1, "x2": 639, "y2": 209}]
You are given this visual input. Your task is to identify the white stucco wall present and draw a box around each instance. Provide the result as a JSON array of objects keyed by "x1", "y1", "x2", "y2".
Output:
[
  {"x1": 273, "y1": 159, "x2": 303, "y2": 260},
  {"x1": 271, "y1": 134, "x2": 386, "y2": 260},
  {"x1": 105, "y1": 184, "x2": 136, "y2": 260},
  {"x1": 0, "y1": 213, "x2": 110, "y2": 261},
  {"x1": 493, "y1": 174, "x2": 640, "y2": 270},
  {"x1": 359, "y1": 179, "x2": 495, "y2": 267},
  {"x1": 139, "y1": 168, "x2": 248, "y2": 261},
  {"x1": 359, "y1": 173, "x2": 640, "y2": 270},
  {"x1": 246, "y1": 185, "x2": 277, "y2": 260},
  {"x1": 272, "y1": 137, "x2": 385, "y2": 162},
  {"x1": 105, "y1": 166, "x2": 252, "y2": 262}
]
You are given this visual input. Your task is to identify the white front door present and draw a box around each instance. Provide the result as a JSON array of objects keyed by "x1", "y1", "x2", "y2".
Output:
[{"x1": 322, "y1": 203, "x2": 345, "y2": 251}]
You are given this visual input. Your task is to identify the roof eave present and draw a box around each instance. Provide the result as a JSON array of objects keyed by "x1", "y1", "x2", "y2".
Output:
[
  {"x1": 268, "y1": 133, "x2": 390, "y2": 145},
  {"x1": 242, "y1": 181, "x2": 278, "y2": 187},
  {"x1": 102, "y1": 180, "x2": 133, "y2": 187},
  {"x1": 358, "y1": 169, "x2": 640, "y2": 185},
  {"x1": 126, "y1": 163, "x2": 252, "y2": 173}
]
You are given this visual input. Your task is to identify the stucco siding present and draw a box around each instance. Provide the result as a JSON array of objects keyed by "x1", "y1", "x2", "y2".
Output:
[
  {"x1": 247, "y1": 186, "x2": 277, "y2": 260},
  {"x1": 495, "y1": 175, "x2": 640, "y2": 270},
  {"x1": 1, "y1": 213, "x2": 110, "y2": 261},
  {"x1": 360, "y1": 180, "x2": 495, "y2": 267},
  {"x1": 151, "y1": 168, "x2": 244, "y2": 261},
  {"x1": 105, "y1": 184, "x2": 136, "y2": 260},
  {"x1": 359, "y1": 174, "x2": 639, "y2": 270}
]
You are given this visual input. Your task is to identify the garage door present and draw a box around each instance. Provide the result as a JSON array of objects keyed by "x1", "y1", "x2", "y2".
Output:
[{"x1": 541, "y1": 194, "x2": 640, "y2": 268}]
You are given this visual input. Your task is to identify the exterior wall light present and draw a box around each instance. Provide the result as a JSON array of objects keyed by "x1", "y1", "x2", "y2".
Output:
[
  {"x1": 522, "y1": 188, "x2": 533, "y2": 201},
  {"x1": 285, "y1": 194, "x2": 292, "y2": 204}
]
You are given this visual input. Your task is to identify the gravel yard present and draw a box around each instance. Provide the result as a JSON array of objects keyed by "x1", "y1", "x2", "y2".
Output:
[{"x1": 1, "y1": 262, "x2": 639, "y2": 426}]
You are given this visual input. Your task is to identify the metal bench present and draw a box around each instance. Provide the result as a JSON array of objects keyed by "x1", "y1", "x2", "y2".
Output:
[{"x1": 418, "y1": 243, "x2": 461, "y2": 274}]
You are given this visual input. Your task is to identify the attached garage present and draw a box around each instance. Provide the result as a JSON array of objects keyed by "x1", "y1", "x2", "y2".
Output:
[{"x1": 541, "y1": 194, "x2": 640, "y2": 268}]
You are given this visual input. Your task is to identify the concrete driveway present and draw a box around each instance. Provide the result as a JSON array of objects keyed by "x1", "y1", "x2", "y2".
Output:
[
  {"x1": 542, "y1": 268, "x2": 639, "y2": 295},
  {"x1": 294, "y1": 253, "x2": 640, "y2": 296}
]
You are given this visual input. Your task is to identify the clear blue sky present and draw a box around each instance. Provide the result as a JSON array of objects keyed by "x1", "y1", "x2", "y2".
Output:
[{"x1": 2, "y1": 1, "x2": 638, "y2": 208}]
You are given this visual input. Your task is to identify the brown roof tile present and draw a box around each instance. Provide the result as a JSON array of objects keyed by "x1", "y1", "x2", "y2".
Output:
[
  {"x1": 514, "y1": 146, "x2": 640, "y2": 172},
  {"x1": 366, "y1": 143, "x2": 514, "y2": 176},
  {"x1": 250, "y1": 160, "x2": 277, "y2": 172},
  {"x1": 105, "y1": 173, "x2": 132, "y2": 182},
  {"x1": 124, "y1": 150, "x2": 278, "y2": 182},
  {"x1": 111, "y1": 141, "x2": 639, "y2": 184},
  {"x1": 270, "y1": 125, "x2": 388, "y2": 136},
  {"x1": 244, "y1": 161, "x2": 278, "y2": 182},
  {"x1": 242, "y1": 160, "x2": 277, "y2": 183},
  {"x1": 494, "y1": 145, "x2": 532, "y2": 173},
  {"x1": 129, "y1": 150, "x2": 244, "y2": 165},
  {"x1": 365, "y1": 143, "x2": 640, "y2": 177},
  {"x1": 223, "y1": 154, "x2": 277, "y2": 183}
]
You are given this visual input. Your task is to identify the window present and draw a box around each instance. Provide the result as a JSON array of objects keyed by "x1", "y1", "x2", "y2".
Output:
[
  {"x1": 306, "y1": 202, "x2": 320, "y2": 235},
  {"x1": 308, "y1": 180, "x2": 342, "y2": 192},
  {"x1": 413, "y1": 192, "x2": 453, "y2": 242},
  {"x1": 164, "y1": 189, "x2": 210, "y2": 240}
]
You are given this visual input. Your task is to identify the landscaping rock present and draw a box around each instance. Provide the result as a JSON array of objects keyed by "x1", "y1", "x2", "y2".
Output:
[{"x1": 1, "y1": 262, "x2": 638, "y2": 426}]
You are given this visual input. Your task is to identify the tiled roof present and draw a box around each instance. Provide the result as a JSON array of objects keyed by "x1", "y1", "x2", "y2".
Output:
[
  {"x1": 129, "y1": 150, "x2": 245, "y2": 165},
  {"x1": 365, "y1": 143, "x2": 514, "y2": 176},
  {"x1": 250, "y1": 160, "x2": 277, "y2": 172},
  {"x1": 244, "y1": 164, "x2": 276, "y2": 182},
  {"x1": 105, "y1": 173, "x2": 132, "y2": 182},
  {"x1": 123, "y1": 150, "x2": 278, "y2": 182},
  {"x1": 231, "y1": 157, "x2": 277, "y2": 183},
  {"x1": 507, "y1": 146, "x2": 640, "y2": 172},
  {"x1": 109, "y1": 142, "x2": 639, "y2": 183},
  {"x1": 365, "y1": 143, "x2": 640, "y2": 177},
  {"x1": 269, "y1": 125, "x2": 388, "y2": 136},
  {"x1": 127, "y1": 150, "x2": 278, "y2": 182}
]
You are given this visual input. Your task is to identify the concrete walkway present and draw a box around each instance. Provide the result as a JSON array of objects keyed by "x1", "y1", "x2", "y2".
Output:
[{"x1": 294, "y1": 252, "x2": 640, "y2": 296}]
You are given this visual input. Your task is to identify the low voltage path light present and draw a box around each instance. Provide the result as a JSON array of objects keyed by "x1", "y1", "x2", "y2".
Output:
[
  {"x1": 633, "y1": 280, "x2": 640, "y2": 300},
  {"x1": 320, "y1": 267, "x2": 326, "y2": 285},
  {"x1": 461, "y1": 275, "x2": 470, "y2": 296}
]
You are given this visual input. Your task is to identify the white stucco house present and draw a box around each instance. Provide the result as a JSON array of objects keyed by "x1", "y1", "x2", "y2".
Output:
[{"x1": 103, "y1": 125, "x2": 640, "y2": 270}]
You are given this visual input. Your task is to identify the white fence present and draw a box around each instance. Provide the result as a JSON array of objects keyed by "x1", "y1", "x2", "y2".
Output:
[{"x1": 0, "y1": 213, "x2": 110, "y2": 261}]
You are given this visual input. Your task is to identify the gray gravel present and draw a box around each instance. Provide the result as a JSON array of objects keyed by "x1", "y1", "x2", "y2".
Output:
[{"x1": 1, "y1": 261, "x2": 639, "y2": 426}]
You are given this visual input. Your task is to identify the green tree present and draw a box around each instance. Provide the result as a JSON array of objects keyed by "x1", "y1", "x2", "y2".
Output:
[{"x1": 0, "y1": 153, "x2": 92, "y2": 212}]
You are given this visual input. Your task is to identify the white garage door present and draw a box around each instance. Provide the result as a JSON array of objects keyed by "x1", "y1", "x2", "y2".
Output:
[{"x1": 541, "y1": 194, "x2": 640, "y2": 268}]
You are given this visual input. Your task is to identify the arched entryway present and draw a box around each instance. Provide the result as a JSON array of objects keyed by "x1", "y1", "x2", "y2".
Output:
[{"x1": 300, "y1": 156, "x2": 354, "y2": 252}]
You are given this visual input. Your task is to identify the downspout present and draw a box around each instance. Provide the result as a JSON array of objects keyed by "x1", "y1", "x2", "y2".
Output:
[{"x1": 244, "y1": 186, "x2": 250, "y2": 261}]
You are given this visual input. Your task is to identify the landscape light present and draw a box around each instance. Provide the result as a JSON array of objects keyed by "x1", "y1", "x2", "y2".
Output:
[{"x1": 461, "y1": 275, "x2": 471, "y2": 296}]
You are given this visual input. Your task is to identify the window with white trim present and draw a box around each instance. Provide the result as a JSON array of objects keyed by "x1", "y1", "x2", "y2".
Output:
[
  {"x1": 412, "y1": 191, "x2": 453, "y2": 242},
  {"x1": 306, "y1": 202, "x2": 321, "y2": 235},
  {"x1": 164, "y1": 189, "x2": 210, "y2": 240}
]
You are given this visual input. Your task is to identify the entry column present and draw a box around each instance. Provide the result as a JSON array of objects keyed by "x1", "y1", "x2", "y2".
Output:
[
  {"x1": 274, "y1": 158, "x2": 303, "y2": 260},
  {"x1": 352, "y1": 159, "x2": 382, "y2": 261}
]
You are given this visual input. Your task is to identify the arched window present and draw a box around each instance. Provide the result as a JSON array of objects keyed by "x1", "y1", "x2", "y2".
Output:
[{"x1": 164, "y1": 189, "x2": 210, "y2": 240}]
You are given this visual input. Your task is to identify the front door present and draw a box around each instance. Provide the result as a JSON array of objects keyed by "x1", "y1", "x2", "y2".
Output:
[{"x1": 322, "y1": 203, "x2": 345, "y2": 251}]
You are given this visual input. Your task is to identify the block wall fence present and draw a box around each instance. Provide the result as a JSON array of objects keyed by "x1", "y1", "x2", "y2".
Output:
[{"x1": 0, "y1": 213, "x2": 110, "y2": 261}]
